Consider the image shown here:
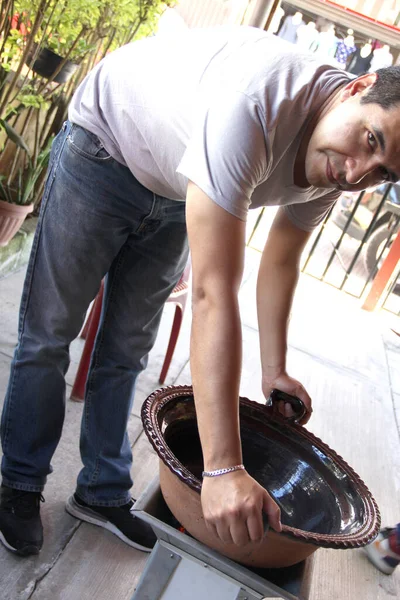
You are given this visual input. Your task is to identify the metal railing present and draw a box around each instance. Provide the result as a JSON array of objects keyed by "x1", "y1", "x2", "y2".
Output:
[
  {"x1": 301, "y1": 183, "x2": 400, "y2": 314},
  {"x1": 247, "y1": 183, "x2": 400, "y2": 315}
]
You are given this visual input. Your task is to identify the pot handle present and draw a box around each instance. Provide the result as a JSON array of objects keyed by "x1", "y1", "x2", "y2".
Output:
[{"x1": 265, "y1": 388, "x2": 307, "y2": 423}]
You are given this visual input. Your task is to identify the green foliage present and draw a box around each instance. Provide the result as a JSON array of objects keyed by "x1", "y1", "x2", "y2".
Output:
[
  {"x1": 45, "y1": 36, "x2": 95, "y2": 62},
  {"x1": 33, "y1": 0, "x2": 100, "y2": 61},
  {"x1": 16, "y1": 89, "x2": 50, "y2": 111},
  {"x1": 0, "y1": 29, "x2": 25, "y2": 72},
  {"x1": 0, "y1": 0, "x2": 173, "y2": 206},
  {"x1": 1, "y1": 0, "x2": 175, "y2": 73},
  {"x1": 0, "y1": 118, "x2": 30, "y2": 154},
  {"x1": 19, "y1": 0, "x2": 174, "y2": 61},
  {"x1": 0, "y1": 120, "x2": 53, "y2": 205},
  {"x1": 19, "y1": 136, "x2": 53, "y2": 205},
  {"x1": 0, "y1": 176, "x2": 14, "y2": 203},
  {"x1": 110, "y1": 0, "x2": 177, "y2": 47}
]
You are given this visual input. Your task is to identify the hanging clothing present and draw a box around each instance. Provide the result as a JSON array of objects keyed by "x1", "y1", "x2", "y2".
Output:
[
  {"x1": 277, "y1": 15, "x2": 304, "y2": 45},
  {"x1": 296, "y1": 23, "x2": 319, "y2": 51},
  {"x1": 312, "y1": 30, "x2": 338, "y2": 59},
  {"x1": 348, "y1": 47, "x2": 373, "y2": 75},
  {"x1": 335, "y1": 39, "x2": 356, "y2": 69},
  {"x1": 369, "y1": 47, "x2": 393, "y2": 71}
]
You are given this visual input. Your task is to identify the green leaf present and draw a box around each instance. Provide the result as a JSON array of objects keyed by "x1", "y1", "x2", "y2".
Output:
[
  {"x1": 0, "y1": 175, "x2": 13, "y2": 203},
  {"x1": 0, "y1": 119, "x2": 31, "y2": 155}
]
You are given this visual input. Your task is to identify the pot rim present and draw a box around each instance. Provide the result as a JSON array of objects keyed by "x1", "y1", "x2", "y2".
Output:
[
  {"x1": 0, "y1": 198, "x2": 34, "y2": 214},
  {"x1": 141, "y1": 385, "x2": 381, "y2": 549}
]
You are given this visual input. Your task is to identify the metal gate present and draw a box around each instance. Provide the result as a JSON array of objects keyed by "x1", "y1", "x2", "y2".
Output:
[
  {"x1": 301, "y1": 183, "x2": 400, "y2": 315},
  {"x1": 247, "y1": 183, "x2": 400, "y2": 315}
]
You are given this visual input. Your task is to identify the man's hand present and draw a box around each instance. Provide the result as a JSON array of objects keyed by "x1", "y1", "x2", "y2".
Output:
[
  {"x1": 201, "y1": 470, "x2": 282, "y2": 546},
  {"x1": 262, "y1": 371, "x2": 312, "y2": 425},
  {"x1": 257, "y1": 209, "x2": 313, "y2": 426}
]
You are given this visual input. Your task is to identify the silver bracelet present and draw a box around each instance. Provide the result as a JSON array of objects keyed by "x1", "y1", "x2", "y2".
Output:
[{"x1": 202, "y1": 464, "x2": 245, "y2": 478}]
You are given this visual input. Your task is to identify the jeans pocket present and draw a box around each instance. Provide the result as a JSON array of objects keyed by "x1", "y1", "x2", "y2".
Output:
[{"x1": 67, "y1": 124, "x2": 113, "y2": 162}]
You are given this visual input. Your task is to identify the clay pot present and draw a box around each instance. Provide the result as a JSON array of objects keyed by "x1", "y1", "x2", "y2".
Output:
[
  {"x1": 142, "y1": 385, "x2": 380, "y2": 569},
  {"x1": 0, "y1": 199, "x2": 33, "y2": 247}
]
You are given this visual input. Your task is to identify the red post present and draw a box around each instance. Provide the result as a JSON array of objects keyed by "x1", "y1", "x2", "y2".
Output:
[
  {"x1": 362, "y1": 230, "x2": 400, "y2": 312},
  {"x1": 70, "y1": 282, "x2": 104, "y2": 402}
]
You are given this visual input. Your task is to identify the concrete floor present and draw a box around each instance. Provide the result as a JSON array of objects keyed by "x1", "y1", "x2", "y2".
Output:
[{"x1": 0, "y1": 240, "x2": 399, "y2": 599}]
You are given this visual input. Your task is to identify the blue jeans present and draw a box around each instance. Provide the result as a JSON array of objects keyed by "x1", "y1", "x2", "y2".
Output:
[{"x1": 1, "y1": 121, "x2": 188, "y2": 506}]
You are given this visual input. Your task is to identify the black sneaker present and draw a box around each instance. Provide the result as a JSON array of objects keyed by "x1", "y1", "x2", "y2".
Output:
[
  {"x1": 65, "y1": 493, "x2": 156, "y2": 552},
  {"x1": 0, "y1": 485, "x2": 44, "y2": 556}
]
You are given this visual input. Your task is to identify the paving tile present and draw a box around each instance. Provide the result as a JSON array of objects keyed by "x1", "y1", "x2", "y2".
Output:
[
  {"x1": 382, "y1": 331, "x2": 400, "y2": 395},
  {"x1": 0, "y1": 269, "x2": 25, "y2": 357},
  {"x1": 0, "y1": 356, "x2": 143, "y2": 600},
  {"x1": 394, "y1": 392, "x2": 400, "y2": 436},
  {"x1": 239, "y1": 249, "x2": 388, "y2": 385},
  {"x1": 1, "y1": 249, "x2": 399, "y2": 600},
  {"x1": 28, "y1": 434, "x2": 158, "y2": 600}
]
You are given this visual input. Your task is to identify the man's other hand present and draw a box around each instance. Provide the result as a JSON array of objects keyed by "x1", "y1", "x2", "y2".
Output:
[{"x1": 262, "y1": 372, "x2": 312, "y2": 425}]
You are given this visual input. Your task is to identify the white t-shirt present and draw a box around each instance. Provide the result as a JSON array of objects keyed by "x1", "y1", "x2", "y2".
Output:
[{"x1": 69, "y1": 26, "x2": 349, "y2": 231}]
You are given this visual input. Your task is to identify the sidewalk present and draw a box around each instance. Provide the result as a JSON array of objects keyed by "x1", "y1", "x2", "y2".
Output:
[{"x1": 0, "y1": 246, "x2": 399, "y2": 599}]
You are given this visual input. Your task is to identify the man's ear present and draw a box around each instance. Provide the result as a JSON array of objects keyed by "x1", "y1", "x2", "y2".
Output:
[{"x1": 340, "y1": 73, "x2": 378, "y2": 101}]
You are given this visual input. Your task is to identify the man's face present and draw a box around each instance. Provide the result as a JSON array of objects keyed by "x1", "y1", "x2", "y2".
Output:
[{"x1": 304, "y1": 76, "x2": 400, "y2": 193}]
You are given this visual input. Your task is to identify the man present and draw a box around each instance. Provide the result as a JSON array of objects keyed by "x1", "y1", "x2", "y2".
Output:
[{"x1": 1, "y1": 25, "x2": 400, "y2": 556}]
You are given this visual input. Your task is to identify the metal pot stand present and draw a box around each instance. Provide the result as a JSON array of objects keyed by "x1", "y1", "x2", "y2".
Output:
[{"x1": 131, "y1": 477, "x2": 314, "y2": 600}]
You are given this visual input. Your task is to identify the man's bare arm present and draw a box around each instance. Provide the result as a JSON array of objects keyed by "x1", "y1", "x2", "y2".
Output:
[
  {"x1": 186, "y1": 182, "x2": 281, "y2": 546},
  {"x1": 257, "y1": 207, "x2": 312, "y2": 422}
]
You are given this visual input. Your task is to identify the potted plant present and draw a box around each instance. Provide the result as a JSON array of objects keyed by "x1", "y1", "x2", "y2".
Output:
[
  {"x1": 25, "y1": 0, "x2": 98, "y2": 84},
  {"x1": 26, "y1": 27, "x2": 93, "y2": 84},
  {"x1": 0, "y1": 0, "x2": 176, "y2": 245},
  {"x1": 0, "y1": 119, "x2": 52, "y2": 246}
]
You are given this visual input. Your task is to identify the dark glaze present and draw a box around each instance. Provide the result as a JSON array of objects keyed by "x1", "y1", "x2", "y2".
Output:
[
  {"x1": 165, "y1": 418, "x2": 364, "y2": 535},
  {"x1": 142, "y1": 385, "x2": 381, "y2": 548}
]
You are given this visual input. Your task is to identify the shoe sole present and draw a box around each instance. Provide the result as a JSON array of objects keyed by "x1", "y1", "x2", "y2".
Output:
[
  {"x1": 65, "y1": 495, "x2": 152, "y2": 553},
  {"x1": 0, "y1": 531, "x2": 40, "y2": 556}
]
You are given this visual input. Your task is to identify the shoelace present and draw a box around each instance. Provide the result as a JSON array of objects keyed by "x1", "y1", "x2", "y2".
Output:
[{"x1": 5, "y1": 491, "x2": 45, "y2": 518}]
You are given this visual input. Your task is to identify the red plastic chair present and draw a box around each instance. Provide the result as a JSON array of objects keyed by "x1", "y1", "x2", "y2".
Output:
[{"x1": 70, "y1": 260, "x2": 191, "y2": 402}]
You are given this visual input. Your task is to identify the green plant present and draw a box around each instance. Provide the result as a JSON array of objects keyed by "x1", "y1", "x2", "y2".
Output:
[
  {"x1": 44, "y1": 34, "x2": 94, "y2": 62},
  {"x1": 16, "y1": 84, "x2": 50, "y2": 110},
  {"x1": 30, "y1": 0, "x2": 177, "y2": 61},
  {"x1": 31, "y1": 0, "x2": 102, "y2": 62},
  {"x1": 1, "y1": 84, "x2": 50, "y2": 123},
  {"x1": 0, "y1": 119, "x2": 53, "y2": 205},
  {"x1": 0, "y1": 0, "x2": 174, "y2": 209},
  {"x1": 0, "y1": 29, "x2": 25, "y2": 73}
]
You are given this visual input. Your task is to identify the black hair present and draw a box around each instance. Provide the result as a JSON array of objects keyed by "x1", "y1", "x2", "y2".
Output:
[{"x1": 360, "y1": 66, "x2": 400, "y2": 110}]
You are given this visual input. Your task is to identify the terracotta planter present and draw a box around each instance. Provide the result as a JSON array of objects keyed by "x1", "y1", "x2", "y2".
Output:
[
  {"x1": 0, "y1": 199, "x2": 33, "y2": 247},
  {"x1": 142, "y1": 385, "x2": 380, "y2": 569}
]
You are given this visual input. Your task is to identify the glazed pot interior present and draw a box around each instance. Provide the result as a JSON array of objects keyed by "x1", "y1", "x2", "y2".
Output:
[{"x1": 162, "y1": 397, "x2": 365, "y2": 537}]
